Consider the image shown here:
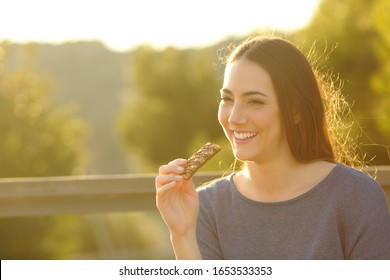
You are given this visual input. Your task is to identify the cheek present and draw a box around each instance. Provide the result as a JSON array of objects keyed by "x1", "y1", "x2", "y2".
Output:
[
  {"x1": 264, "y1": 111, "x2": 284, "y2": 138},
  {"x1": 217, "y1": 105, "x2": 228, "y2": 128},
  {"x1": 218, "y1": 105, "x2": 232, "y2": 137}
]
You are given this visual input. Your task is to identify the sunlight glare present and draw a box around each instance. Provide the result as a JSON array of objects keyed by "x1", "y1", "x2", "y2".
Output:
[{"x1": 1, "y1": 0, "x2": 320, "y2": 51}]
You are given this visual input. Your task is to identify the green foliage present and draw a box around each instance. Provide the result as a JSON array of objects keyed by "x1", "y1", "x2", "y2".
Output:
[
  {"x1": 0, "y1": 215, "x2": 89, "y2": 260},
  {"x1": 0, "y1": 43, "x2": 88, "y2": 259},
  {"x1": 0, "y1": 213, "x2": 173, "y2": 260},
  {"x1": 34, "y1": 41, "x2": 129, "y2": 174},
  {"x1": 371, "y1": 0, "x2": 390, "y2": 136},
  {"x1": 295, "y1": 0, "x2": 390, "y2": 164},
  {"x1": 0, "y1": 43, "x2": 87, "y2": 177},
  {"x1": 117, "y1": 45, "x2": 233, "y2": 171},
  {"x1": 3, "y1": 41, "x2": 129, "y2": 174},
  {"x1": 0, "y1": 42, "x2": 183, "y2": 260}
]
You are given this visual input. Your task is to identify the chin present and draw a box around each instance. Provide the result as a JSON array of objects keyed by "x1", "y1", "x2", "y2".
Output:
[{"x1": 233, "y1": 151, "x2": 257, "y2": 162}]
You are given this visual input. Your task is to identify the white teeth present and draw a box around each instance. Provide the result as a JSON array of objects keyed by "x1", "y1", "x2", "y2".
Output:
[{"x1": 233, "y1": 131, "x2": 257, "y2": 140}]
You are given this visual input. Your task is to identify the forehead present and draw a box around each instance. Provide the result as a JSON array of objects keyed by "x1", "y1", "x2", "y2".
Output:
[{"x1": 223, "y1": 58, "x2": 276, "y2": 97}]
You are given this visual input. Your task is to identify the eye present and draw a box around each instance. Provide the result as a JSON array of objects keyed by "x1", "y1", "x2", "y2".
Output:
[
  {"x1": 219, "y1": 95, "x2": 234, "y2": 103},
  {"x1": 248, "y1": 99, "x2": 265, "y2": 105}
]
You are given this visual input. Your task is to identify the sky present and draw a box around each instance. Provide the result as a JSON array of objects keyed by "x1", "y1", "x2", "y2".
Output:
[{"x1": 1, "y1": 0, "x2": 320, "y2": 52}]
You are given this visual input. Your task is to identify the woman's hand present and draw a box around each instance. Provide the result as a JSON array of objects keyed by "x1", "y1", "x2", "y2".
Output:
[{"x1": 155, "y1": 158, "x2": 199, "y2": 237}]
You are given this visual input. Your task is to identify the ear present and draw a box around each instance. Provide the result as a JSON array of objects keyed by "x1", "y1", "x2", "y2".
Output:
[{"x1": 293, "y1": 108, "x2": 301, "y2": 124}]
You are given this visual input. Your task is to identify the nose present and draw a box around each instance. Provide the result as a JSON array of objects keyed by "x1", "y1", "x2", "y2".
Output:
[{"x1": 228, "y1": 102, "x2": 246, "y2": 125}]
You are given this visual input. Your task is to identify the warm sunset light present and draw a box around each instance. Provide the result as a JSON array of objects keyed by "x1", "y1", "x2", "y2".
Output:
[
  {"x1": 1, "y1": 0, "x2": 389, "y2": 263},
  {"x1": 1, "y1": 0, "x2": 320, "y2": 50}
]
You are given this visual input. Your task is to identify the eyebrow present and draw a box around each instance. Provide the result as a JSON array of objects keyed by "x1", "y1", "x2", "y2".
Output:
[{"x1": 220, "y1": 88, "x2": 269, "y2": 98}]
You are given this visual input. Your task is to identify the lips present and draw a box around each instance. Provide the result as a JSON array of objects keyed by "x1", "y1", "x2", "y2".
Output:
[{"x1": 233, "y1": 131, "x2": 258, "y2": 141}]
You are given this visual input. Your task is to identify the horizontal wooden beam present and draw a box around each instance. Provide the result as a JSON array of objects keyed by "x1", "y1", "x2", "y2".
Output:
[
  {"x1": 0, "y1": 172, "x2": 221, "y2": 217},
  {"x1": 0, "y1": 167, "x2": 389, "y2": 217}
]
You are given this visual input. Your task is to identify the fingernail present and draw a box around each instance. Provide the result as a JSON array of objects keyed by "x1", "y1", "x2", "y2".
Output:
[
  {"x1": 175, "y1": 175, "x2": 183, "y2": 181},
  {"x1": 177, "y1": 166, "x2": 185, "y2": 172}
]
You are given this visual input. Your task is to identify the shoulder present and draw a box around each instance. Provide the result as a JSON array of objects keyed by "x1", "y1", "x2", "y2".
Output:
[
  {"x1": 197, "y1": 174, "x2": 236, "y2": 209},
  {"x1": 329, "y1": 164, "x2": 384, "y2": 200},
  {"x1": 332, "y1": 163, "x2": 376, "y2": 183},
  {"x1": 329, "y1": 165, "x2": 390, "y2": 259},
  {"x1": 328, "y1": 164, "x2": 389, "y2": 221},
  {"x1": 197, "y1": 174, "x2": 234, "y2": 198}
]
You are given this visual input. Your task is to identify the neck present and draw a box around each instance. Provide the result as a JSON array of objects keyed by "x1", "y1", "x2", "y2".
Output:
[
  {"x1": 237, "y1": 157, "x2": 307, "y2": 202},
  {"x1": 246, "y1": 158, "x2": 301, "y2": 188},
  {"x1": 235, "y1": 158, "x2": 336, "y2": 202}
]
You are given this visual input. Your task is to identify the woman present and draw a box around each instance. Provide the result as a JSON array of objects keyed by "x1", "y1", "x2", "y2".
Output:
[{"x1": 155, "y1": 35, "x2": 390, "y2": 259}]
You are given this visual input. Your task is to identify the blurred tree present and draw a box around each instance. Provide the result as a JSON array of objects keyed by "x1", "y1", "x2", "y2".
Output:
[
  {"x1": 294, "y1": 0, "x2": 390, "y2": 164},
  {"x1": 371, "y1": 0, "x2": 390, "y2": 138},
  {"x1": 34, "y1": 41, "x2": 129, "y2": 174},
  {"x1": 117, "y1": 45, "x2": 234, "y2": 171},
  {"x1": 0, "y1": 43, "x2": 87, "y2": 177},
  {"x1": 0, "y1": 42, "x2": 88, "y2": 259}
]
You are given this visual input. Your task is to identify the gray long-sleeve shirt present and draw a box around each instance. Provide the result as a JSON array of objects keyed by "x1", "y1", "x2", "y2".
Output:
[{"x1": 197, "y1": 164, "x2": 390, "y2": 259}]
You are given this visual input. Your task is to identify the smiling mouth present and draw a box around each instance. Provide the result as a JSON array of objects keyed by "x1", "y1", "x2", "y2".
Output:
[{"x1": 233, "y1": 131, "x2": 258, "y2": 141}]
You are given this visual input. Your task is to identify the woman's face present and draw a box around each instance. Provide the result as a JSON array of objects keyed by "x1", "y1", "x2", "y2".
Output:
[{"x1": 218, "y1": 58, "x2": 290, "y2": 163}]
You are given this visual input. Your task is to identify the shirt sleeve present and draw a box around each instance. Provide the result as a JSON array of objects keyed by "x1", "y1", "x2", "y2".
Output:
[{"x1": 342, "y1": 181, "x2": 390, "y2": 259}]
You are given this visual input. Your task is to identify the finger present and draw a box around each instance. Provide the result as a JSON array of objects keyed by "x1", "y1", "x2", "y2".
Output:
[
  {"x1": 155, "y1": 174, "x2": 183, "y2": 189},
  {"x1": 159, "y1": 163, "x2": 185, "y2": 175},
  {"x1": 168, "y1": 158, "x2": 188, "y2": 166},
  {"x1": 156, "y1": 180, "x2": 177, "y2": 197}
]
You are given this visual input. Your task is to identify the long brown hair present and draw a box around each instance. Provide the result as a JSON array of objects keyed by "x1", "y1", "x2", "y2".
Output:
[{"x1": 225, "y1": 35, "x2": 357, "y2": 165}]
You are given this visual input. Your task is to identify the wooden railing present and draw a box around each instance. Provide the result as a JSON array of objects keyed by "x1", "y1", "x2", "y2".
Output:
[
  {"x1": 1, "y1": 167, "x2": 389, "y2": 217},
  {"x1": 0, "y1": 172, "x2": 221, "y2": 217}
]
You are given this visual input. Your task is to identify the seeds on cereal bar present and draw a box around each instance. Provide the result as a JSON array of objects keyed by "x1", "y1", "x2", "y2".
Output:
[{"x1": 183, "y1": 142, "x2": 221, "y2": 180}]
